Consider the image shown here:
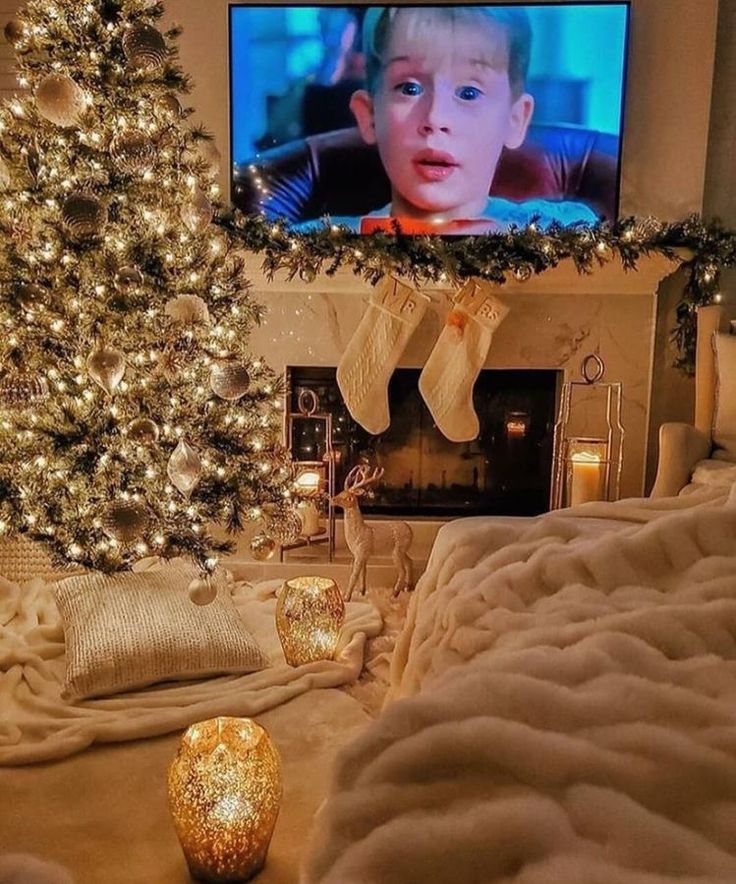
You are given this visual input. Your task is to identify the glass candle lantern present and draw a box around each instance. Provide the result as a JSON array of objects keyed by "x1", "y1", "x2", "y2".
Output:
[
  {"x1": 276, "y1": 576, "x2": 345, "y2": 666},
  {"x1": 551, "y1": 355, "x2": 624, "y2": 509},
  {"x1": 168, "y1": 717, "x2": 282, "y2": 883}
]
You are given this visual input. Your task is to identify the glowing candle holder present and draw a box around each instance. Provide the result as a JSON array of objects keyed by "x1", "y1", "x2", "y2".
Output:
[
  {"x1": 568, "y1": 440, "x2": 607, "y2": 506},
  {"x1": 551, "y1": 355, "x2": 624, "y2": 509},
  {"x1": 276, "y1": 576, "x2": 345, "y2": 666},
  {"x1": 168, "y1": 717, "x2": 282, "y2": 883},
  {"x1": 293, "y1": 468, "x2": 322, "y2": 498}
]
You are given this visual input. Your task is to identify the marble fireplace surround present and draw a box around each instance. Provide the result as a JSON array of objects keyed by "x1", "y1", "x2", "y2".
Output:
[{"x1": 245, "y1": 252, "x2": 678, "y2": 505}]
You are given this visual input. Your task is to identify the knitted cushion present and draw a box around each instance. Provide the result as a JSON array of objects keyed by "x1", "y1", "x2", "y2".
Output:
[
  {"x1": 54, "y1": 566, "x2": 269, "y2": 701},
  {"x1": 0, "y1": 535, "x2": 77, "y2": 585},
  {"x1": 713, "y1": 332, "x2": 736, "y2": 461}
]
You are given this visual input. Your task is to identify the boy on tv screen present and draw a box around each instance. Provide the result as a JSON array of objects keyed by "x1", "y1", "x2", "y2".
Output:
[{"x1": 307, "y1": 5, "x2": 599, "y2": 234}]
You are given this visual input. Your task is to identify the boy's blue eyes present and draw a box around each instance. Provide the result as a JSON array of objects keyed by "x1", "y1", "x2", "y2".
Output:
[
  {"x1": 456, "y1": 85, "x2": 483, "y2": 101},
  {"x1": 395, "y1": 82, "x2": 484, "y2": 101}
]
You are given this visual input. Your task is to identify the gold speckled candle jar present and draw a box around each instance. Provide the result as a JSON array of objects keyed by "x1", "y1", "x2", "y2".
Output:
[
  {"x1": 275, "y1": 576, "x2": 345, "y2": 666},
  {"x1": 168, "y1": 717, "x2": 282, "y2": 882}
]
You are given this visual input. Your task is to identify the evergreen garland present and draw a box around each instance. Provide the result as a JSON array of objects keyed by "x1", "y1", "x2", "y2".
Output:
[{"x1": 224, "y1": 211, "x2": 736, "y2": 376}]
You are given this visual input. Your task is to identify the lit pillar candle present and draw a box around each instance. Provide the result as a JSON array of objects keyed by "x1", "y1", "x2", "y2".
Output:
[{"x1": 570, "y1": 451, "x2": 605, "y2": 506}]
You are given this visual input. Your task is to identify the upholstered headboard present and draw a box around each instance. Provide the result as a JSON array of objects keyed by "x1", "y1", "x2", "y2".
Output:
[{"x1": 695, "y1": 304, "x2": 732, "y2": 436}]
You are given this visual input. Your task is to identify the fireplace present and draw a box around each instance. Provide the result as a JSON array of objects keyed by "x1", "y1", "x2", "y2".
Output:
[{"x1": 287, "y1": 367, "x2": 561, "y2": 518}]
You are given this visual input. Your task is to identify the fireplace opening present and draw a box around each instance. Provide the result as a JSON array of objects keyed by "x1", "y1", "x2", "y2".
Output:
[{"x1": 287, "y1": 367, "x2": 561, "y2": 518}]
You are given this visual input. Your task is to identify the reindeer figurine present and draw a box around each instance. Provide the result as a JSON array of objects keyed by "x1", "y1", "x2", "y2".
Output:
[{"x1": 331, "y1": 465, "x2": 414, "y2": 601}]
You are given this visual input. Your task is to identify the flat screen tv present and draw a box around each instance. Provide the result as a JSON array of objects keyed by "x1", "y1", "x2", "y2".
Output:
[{"x1": 230, "y1": 3, "x2": 630, "y2": 234}]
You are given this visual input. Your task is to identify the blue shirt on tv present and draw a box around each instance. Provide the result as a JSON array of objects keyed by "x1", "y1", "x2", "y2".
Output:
[{"x1": 293, "y1": 196, "x2": 599, "y2": 233}]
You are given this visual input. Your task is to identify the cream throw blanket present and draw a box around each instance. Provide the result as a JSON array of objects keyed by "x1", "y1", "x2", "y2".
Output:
[
  {"x1": 304, "y1": 484, "x2": 736, "y2": 883},
  {"x1": 0, "y1": 578, "x2": 381, "y2": 766}
]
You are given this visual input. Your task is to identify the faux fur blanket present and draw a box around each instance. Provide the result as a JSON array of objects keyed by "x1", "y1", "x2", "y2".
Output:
[
  {"x1": 0, "y1": 577, "x2": 381, "y2": 766},
  {"x1": 303, "y1": 485, "x2": 736, "y2": 883}
]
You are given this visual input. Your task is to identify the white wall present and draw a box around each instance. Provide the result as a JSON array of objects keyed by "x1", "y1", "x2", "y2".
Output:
[{"x1": 165, "y1": 0, "x2": 720, "y2": 221}]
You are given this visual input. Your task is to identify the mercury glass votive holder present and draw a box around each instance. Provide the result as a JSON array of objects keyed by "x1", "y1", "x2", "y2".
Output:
[
  {"x1": 276, "y1": 576, "x2": 345, "y2": 666},
  {"x1": 167, "y1": 717, "x2": 282, "y2": 883}
]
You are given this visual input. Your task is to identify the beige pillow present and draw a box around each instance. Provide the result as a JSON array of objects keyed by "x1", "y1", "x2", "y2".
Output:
[
  {"x1": 54, "y1": 566, "x2": 268, "y2": 701},
  {"x1": 713, "y1": 332, "x2": 736, "y2": 462},
  {"x1": 0, "y1": 535, "x2": 83, "y2": 585}
]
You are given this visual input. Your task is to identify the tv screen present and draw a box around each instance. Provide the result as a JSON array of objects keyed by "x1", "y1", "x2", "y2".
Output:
[{"x1": 230, "y1": 4, "x2": 630, "y2": 234}]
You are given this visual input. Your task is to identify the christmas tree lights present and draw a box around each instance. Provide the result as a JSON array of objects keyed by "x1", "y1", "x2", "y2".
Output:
[{"x1": 0, "y1": 0, "x2": 293, "y2": 573}]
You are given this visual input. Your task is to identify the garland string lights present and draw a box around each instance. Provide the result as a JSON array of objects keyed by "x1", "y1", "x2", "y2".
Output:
[{"x1": 225, "y1": 211, "x2": 736, "y2": 376}]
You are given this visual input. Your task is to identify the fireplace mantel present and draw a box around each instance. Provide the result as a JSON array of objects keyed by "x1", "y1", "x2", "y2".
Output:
[{"x1": 245, "y1": 253, "x2": 682, "y2": 500}]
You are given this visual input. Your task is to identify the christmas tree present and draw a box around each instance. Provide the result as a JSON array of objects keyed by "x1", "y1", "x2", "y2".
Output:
[{"x1": 0, "y1": 0, "x2": 293, "y2": 574}]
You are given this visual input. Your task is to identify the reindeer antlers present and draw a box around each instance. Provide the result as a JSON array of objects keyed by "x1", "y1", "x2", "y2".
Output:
[{"x1": 343, "y1": 464, "x2": 384, "y2": 494}]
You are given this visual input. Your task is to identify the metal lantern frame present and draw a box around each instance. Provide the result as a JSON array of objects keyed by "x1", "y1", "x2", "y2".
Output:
[
  {"x1": 282, "y1": 380, "x2": 336, "y2": 562},
  {"x1": 551, "y1": 355, "x2": 625, "y2": 510}
]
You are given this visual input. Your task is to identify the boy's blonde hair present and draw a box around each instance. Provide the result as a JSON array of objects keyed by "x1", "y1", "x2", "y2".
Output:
[{"x1": 362, "y1": 6, "x2": 532, "y2": 98}]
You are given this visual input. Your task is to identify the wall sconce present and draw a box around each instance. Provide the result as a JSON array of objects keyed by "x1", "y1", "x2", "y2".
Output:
[
  {"x1": 551, "y1": 355, "x2": 624, "y2": 508},
  {"x1": 276, "y1": 576, "x2": 345, "y2": 666},
  {"x1": 168, "y1": 717, "x2": 282, "y2": 883}
]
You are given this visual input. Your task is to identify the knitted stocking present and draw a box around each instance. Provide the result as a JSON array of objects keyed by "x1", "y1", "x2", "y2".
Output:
[
  {"x1": 419, "y1": 279, "x2": 509, "y2": 442},
  {"x1": 337, "y1": 277, "x2": 429, "y2": 434}
]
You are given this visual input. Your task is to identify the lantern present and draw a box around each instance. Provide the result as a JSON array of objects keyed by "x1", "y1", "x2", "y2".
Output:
[
  {"x1": 168, "y1": 717, "x2": 282, "y2": 882},
  {"x1": 275, "y1": 576, "x2": 345, "y2": 666},
  {"x1": 551, "y1": 355, "x2": 624, "y2": 508}
]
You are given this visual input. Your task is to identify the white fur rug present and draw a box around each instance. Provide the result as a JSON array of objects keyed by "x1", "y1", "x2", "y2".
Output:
[
  {"x1": 303, "y1": 485, "x2": 736, "y2": 883},
  {"x1": 0, "y1": 576, "x2": 381, "y2": 766}
]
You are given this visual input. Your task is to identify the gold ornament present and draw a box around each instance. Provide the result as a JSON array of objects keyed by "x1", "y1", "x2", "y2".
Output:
[
  {"x1": 264, "y1": 508, "x2": 303, "y2": 545},
  {"x1": 127, "y1": 417, "x2": 159, "y2": 445},
  {"x1": 181, "y1": 187, "x2": 213, "y2": 235},
  {"x1": 209, "y1": 361, "x2": 250, "y2": 401},
  {"x1": 249, "y1": 534, "x2": 276, "y2": 562},
  {"x1": 110, "y1": 130, "x2": 155, "y2": 174},
  {"x1": 0, "y1": 370, "x2": 49, "y2": 409},
  {"x1": 167, "y1": 439, "x2": 202, "y2": 498},
  {"x1": 276, "y1": 576, "x2": 345, "y2": 666},
  {"x1": 122, "y1": 23, "x2": 167, "y2": 73},
  {"x1": 102, "y1": 499, "x2": 150, "y2": 544},
  {"x1": 168, "y1": 717, "x2": 282, "y2": 883},
  {"x1": 113, "y1": 265, "x2": 144, "y2": 292},
  {"x1": 298, "y1": 266, "x2": 317, "y2": 284},
  {"x1": 164, "y1": 294, "x2": 211, "y2": 326},
  {"x1": 595, "y1": 242, "x2": 614, "y2": 262},
  {"x1": 188, "y1": 574, "x2": 218, "y2": 606},
  {"x1": 513, "y1": 263, "x2": 534, "y2": 282},
  {"x1": 87, "y1": 346, "x2": 126, "y2": 395},
  {"x1": 35, "y1": 74, "x2": 88, "y2": 128},
  {"x1": 62, "y1": 193, "x2": 107, "y2": 240},
  {"x1": 156, "y1": 92, "x2": 183, "y2": 120},
  {"x1": 4, "y1": 18, "x2": 25, "y2": 46}
]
